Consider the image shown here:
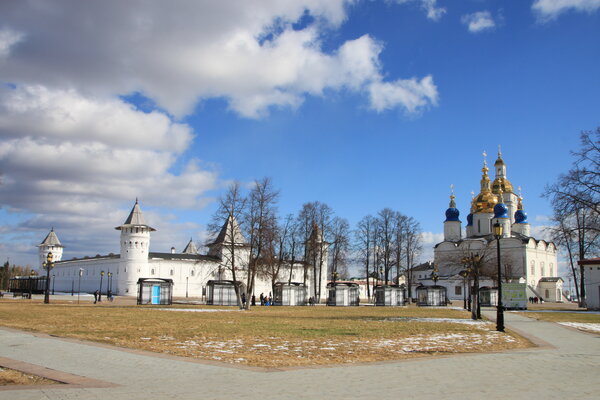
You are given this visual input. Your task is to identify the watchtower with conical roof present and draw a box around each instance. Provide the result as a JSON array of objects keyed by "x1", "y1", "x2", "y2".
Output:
[
  {"x1": 115, "y1": 200, "x2": 155, "y2": 278},
  {"x1": 38, "y1": 228, "x2": 64, "y2": 269}
]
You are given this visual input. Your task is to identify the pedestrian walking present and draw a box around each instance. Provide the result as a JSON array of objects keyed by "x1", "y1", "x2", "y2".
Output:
[{"x1": 93, "y1": 290, "x2": 98, "y2": 304}]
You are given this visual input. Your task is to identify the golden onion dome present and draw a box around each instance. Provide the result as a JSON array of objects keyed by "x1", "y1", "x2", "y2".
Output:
[
  {"x1": 492, "y1": 177, "x2": 514, "y2": 194},
  {"x1": 471, "y1": 153, "x2": 498, "y2": 213},
  {"x1": 471, "y1": 191, "x2": 498, "y2": 213}
]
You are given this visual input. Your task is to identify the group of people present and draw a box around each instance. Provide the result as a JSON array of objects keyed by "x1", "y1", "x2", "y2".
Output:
[
  {"x1": 259, "y1": 292, "x2": 273, "y2": 306},
  {"x1": 528, "y1": 296, "x2": 543, "y2": 304},
  {"x1": 93, "y1": 290, "x2": 113, "y2": 304}
]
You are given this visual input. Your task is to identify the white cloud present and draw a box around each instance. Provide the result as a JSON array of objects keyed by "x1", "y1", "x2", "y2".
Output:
[
  {"x1": 390, "y1": 0, "x2": 447, "y2": 21},
  {"x1": 368, "y1": 75, "x2": 438, "y2": 114},
  {"x1": 0, "y1": 1, "x2": 438, "y2": 118},
  {"x1": 532, "y1": 0, "x2": 600, "y2": 21},
  {"x1": 0, "y1": 1, "x2": 440, "y2": 266},
  {"x1": 0, "y1": 27, "x2": 23, "y2": 58},
  {"x1": 461, "y1": 11, "x2": 496, "y2": 33}
]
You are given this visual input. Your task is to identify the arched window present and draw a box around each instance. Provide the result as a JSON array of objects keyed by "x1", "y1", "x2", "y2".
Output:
[
  {"x1": 151, "y1": 269, "x2": 155, "y2": 275},
  {"x1": 530, "y1": 261, "x2": 535, "y2": 275},
  {"x1": 191, "y1": 270, "x2": 195, "y2": 277},
  {"x1": 540, "y1": 262, "x2": 545, "y2": 276},
  {"x1": 170, "y1": 269, "x2": 174, "y2": 276},
  {"x1": 549, "y1": 263, "x2": 554, "y2": 276}
]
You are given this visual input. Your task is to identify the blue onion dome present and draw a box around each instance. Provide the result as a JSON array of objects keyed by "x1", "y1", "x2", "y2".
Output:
[
  {"x1": 466, "y1": 213, "x2": 473, "y2": 226},
  {"x1": 444, "y1": 190, "x2": 460, "y2": 222},
  {"x1": 515, "y1": 209, "x2": 528, "y2": 224},
  {"x1": 493, "y1": 202, "x2": 509, "y2": 219},
  {"x1": 445, "y1": 207, "x2": 460, "y2": 222},
  {"x1": 514, "y1": 196, "x2": 528, "y2": 223}
]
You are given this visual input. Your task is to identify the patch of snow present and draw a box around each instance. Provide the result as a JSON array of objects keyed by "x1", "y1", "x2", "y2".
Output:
[{"x1": 558, "y1": 322, "x2": 600, "y2": 333}]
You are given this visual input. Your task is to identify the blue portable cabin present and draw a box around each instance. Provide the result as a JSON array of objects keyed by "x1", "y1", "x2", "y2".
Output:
[{"x1": 137, "y1": 278, "x2": 173, "y2": 305}]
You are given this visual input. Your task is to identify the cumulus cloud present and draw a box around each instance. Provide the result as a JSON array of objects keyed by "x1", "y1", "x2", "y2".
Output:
[
  {"x1": 0, "y1": 1, "x2": 440, "y2": 265},
  {"x1": 461, "y1": 11, "x2": 496, "y2": 33},
  {"x1": 0, "y1": 0, "x2": 437, "y2": 118},
  {"x1": 532, "y1": 0, "x2": 600, "y2": 21},
  {"x1": 369, "y1": 75, "x2": 438, "y2": 113},
  {"x1": 390, "y1": 0, "x2": 447, "y2": 21}
]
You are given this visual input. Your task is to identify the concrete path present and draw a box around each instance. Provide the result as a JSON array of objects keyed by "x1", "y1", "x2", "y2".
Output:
[{"x1": 1, "y1": 311, "x2": 599, "y2": 400}]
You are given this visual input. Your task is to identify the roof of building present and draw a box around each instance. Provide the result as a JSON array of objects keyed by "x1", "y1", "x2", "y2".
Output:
[
  {"x1": 539, "y1": 277, "x2": 564, "y2": 282},
  {"x1": 208, "y1": 214, "x2": 246, "y2": 246},
  {"x1": 577, "y1": 258, "x2": 600, "y2": 265},
  {"x1": 38, "y1": 228, "x2": 63, "y2": 247},
  {"x1": 182, "y1": 238, "x2": 198, "y2": 254},
  {"x1": 148, "y1": 252, "x2": 219, "y2": 262},
  {"x1": 116, "y1": 200, "x2": 156, "y2": 231}
]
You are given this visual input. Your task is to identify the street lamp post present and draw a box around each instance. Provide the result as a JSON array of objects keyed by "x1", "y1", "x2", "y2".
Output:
[
  {"x1": 78, "y1": 268, "x2": 83, "y2": 304},
  {"x1": 42, "y1": 252, "x2": 54, "y2": 304},
  {"x1": 52, "y1": 274, "x2": 55, "y2": 295},
  {"x1": 107, "y1": 272, "x2": 113, "y2": 300},
  {"x1": 379, "y1": 267, "x2": 384, "y2": 285},
  {"x1": 99, "y1": 270, "x2": 104, "y2": 302},
  {"x1": 493, "y1": 222, "x2": 505, "y2": 332},
  {"x1": 29, "y1": 270, "x2": 36, "y2": 299},
  {"x1": 186, "y1": 276, "x2": 189, "y2": 298}
]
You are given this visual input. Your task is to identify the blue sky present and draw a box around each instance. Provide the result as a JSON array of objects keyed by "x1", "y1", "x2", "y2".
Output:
[{"x1": 0, "y1": 0, "x2": 599, "y2": 274}]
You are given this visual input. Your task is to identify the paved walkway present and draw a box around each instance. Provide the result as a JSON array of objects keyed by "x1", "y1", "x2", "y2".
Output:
[{"x1": 1, "y1": 311, "x2": 599, "y2": 400}]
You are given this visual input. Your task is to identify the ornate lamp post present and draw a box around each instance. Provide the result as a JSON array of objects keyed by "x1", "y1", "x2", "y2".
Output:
[
  {"x1": 379, "y1": 267, "x2": 384, "y2": 285},
  {"x1": 78, "y1": 268, "x2": 83, "y2": 304},
  {"x1": 332, "y1": 271, "x2": 339, "y2": 285},
  {"x1": 431, "y1": 264, "x2": 439, "y2": 285},
  {"x1": 99, "y1": 270, "x2": 105, "y2": 302},
  {"x1": 52, "y1": 274, "x2": 55, "y2": 295},
  {"x1": 42, "y1": 252, "x2": 54, "y2": 304},
  {"x1": 493, "y1": 222, "x2": 505, "y2": 332}
]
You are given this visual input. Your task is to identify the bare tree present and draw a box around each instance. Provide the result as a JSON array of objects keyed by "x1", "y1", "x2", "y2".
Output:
[
  {"x1": 209, "y1": 181, "x2": 247, "y2": 309},
  {"x1": 544, "y1": 129, "x2": 600, "y2": 307},
  {"x1": 243, "y1": 177, "x2": 279, "y2": 309},
  {"x1": 330, "y1": 216, "x2": 350, "y2": 280},
  {"x1": 375, "y1": 208, "x2": 396, "y2": 285},
  {"x1": 402, "y1": 216, "x2": 422, "y2": 301},
  {"x1": 355, "y1": 215, "x2": 376, "y2": 300}
]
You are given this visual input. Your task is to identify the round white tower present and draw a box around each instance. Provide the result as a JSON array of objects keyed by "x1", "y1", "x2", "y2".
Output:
[
  {"x1": 115, "y1": 200, "x2": 155, "y2": 294},
  {"x1": 38, "y1": 228, "x2": 63, "y2": 269}
]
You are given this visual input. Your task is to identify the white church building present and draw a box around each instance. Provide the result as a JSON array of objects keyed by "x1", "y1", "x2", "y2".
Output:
[
  {"x1": 41, "y1": 200, "x2": 328, "y2": 302},
  {"x1": 430, "y1": 150, "x2": 563, "y2": 302}
]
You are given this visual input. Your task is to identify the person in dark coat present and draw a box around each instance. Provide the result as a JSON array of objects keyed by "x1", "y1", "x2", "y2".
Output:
[{"x1": 93, "y1": 290, "x2": 98, "y2": 304}]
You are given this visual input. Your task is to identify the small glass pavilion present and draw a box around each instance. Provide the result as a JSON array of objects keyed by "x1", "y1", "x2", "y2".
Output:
[
  {"x1": 137, "y1": 278, "x2": 173, "y2": 305},
  {"x1": 326, "y1": 282, "x2": 360, "y2": 306},
  {"x1": 206, "y1": 280, "x2": 244, "y2": 306},
  {"x1": 374, "y1": 285, "x2": 406, "y2": 306},
  {"x1": 273, "y1": 282, "x2": 307, "y2": 306},
  {"x1": 478, "y1": 286, "x2": 498, "y2": 307},
  {"x1": 416, "y1": 284, "x2": 447, "y2": 306}
]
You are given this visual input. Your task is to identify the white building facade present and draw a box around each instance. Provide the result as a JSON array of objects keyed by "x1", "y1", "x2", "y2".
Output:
[
  {"x1": 432, "y1": 150, "x2": 561, "y2": 302},
  {"x1": 43, "y1": 201, "x2": 328, "y2": 302}
]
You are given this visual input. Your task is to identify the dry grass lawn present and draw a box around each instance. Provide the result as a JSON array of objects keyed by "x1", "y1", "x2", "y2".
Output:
[
  {"x1": 0, "y1": 367, "x2": 58, "y2": 386},
  {"x1": 0, "y1": 300, "x2": 531, "y2": 367}
]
